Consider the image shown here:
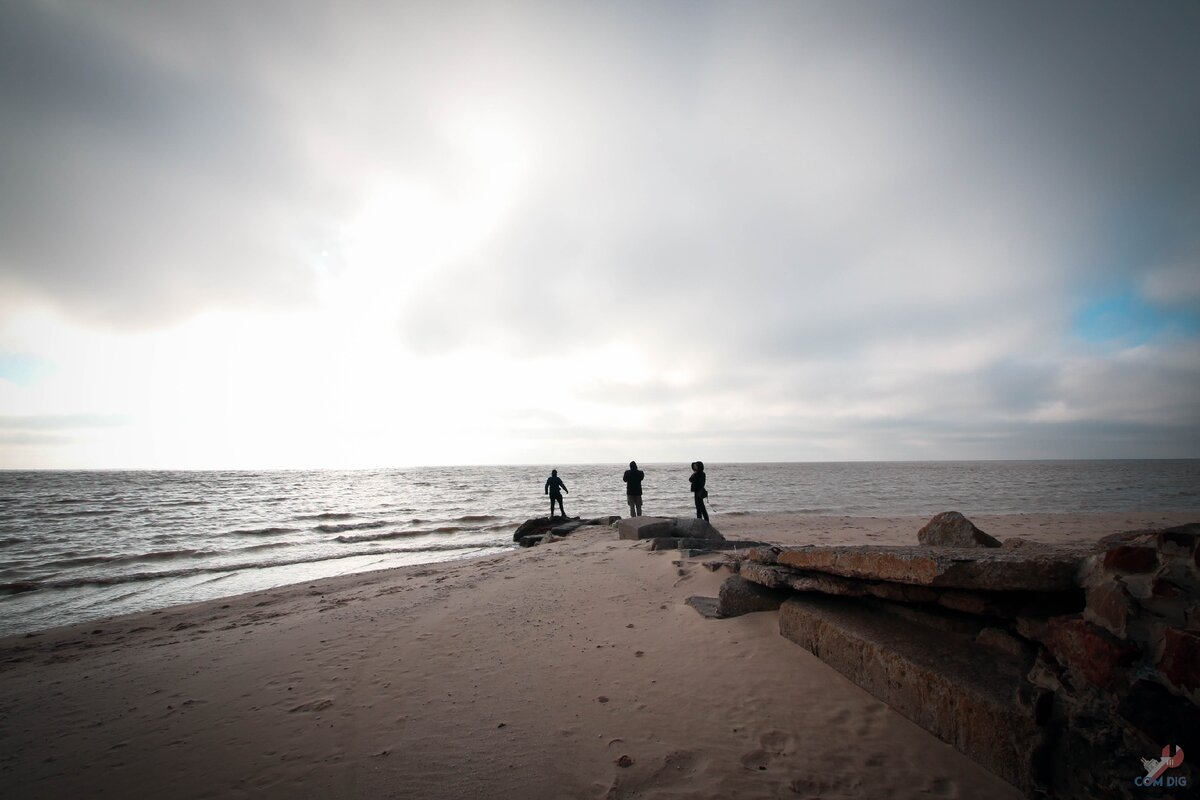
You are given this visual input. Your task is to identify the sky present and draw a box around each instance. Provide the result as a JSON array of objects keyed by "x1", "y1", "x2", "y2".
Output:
[{"x1": 1, "y1": 0, "x2": 1198, "y2": 469}]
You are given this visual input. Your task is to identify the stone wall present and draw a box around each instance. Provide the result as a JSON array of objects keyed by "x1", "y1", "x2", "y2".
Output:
[{"x1": 731, "y1": 522, "x2": 1199, "y2": 798}]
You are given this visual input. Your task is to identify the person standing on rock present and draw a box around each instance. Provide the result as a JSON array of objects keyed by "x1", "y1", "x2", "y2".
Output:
[
  {"x1": 623, "y1": 461, "x2": 645, "y2": 517},
  {"x1": 689, "y1": 461, "x2": 709, "y2": 522},
  {"x1": 545, "y1": 469, "x2": 568, "y2": 518}
]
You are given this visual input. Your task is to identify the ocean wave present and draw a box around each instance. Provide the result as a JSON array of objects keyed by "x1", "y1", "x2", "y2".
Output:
[
  {"x1": 455, "y1": 514, "x2": 502, "y2": 523},
  {"x1": 231, "y1": 541, "x2": 301, "y2": 553},
  {"x1": 295, "y1": 512, "x2": 358, "y2": 521},
  {"x1": 335, "y1": 529, "x2": 428, "y2": 544},
  {"x1": 0, "y1": 542, "x2": 511, "y2": 594},
  {"x1": 38, "y1": 547, "x2": 213, "y2": 570},
  {"x1": 0, "y1": 536, "x2": 25, "y2": 547},
  {"x1": 228, "y1": 526, "x2": 301, "y2": 537},
  {"x1": 315, "y1": 519, "x2": 391, "y2": 534}
]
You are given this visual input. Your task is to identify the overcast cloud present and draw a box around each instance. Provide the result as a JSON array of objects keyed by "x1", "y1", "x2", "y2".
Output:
[{"x1": 1, "y1": 0, "x2": 1197, "y2": 467}]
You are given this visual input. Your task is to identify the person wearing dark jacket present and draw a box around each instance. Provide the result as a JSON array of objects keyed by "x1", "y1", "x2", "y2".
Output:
[
  {"x1": 622, "y1": 461, "x2": 645, "y2": 517},
  {"x1": 544, "y1": 469, "x2": 568, "y2": 517},
  {"x1": 689, "y1": 461, "x2": 709, "y2": 521}
]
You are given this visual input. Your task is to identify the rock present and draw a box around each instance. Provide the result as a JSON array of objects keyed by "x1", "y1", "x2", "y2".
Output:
[
  {"x1": 1157, "y1": 523, "x2": 1200, "y2": 555},
  {"x1": 669, "y1": 518, "x2": 724, "y2": 541},
  {"x1": 918, "y1": 511, "x2": 1001, "y2": 548},
  {"x1": 778, "y1": 595, "x2": 1044, "y2": 794},
  {"x1": 550, "y1": 520, "x2": 587, "y2": 536},
  {"x1": 513, "y1": 516, "x2": 579, "y2": 543},
  {"x1": 684, "y1": 596, "x2": 720, "y2": 619},
  {"x1": 976, "y1": 627, "x2": 1032, "y2": 660},
  {"x1": 746, "y1": 546, "x2": 782, "y2": 565},
  {"x1": 617, "y1": 517, "x2": 675, "y2": 540},
  {"x1": 1101, "y1": 545, "x2": 1157, "y2": 573},
  {"x1": 647, "y1": 538, "x2": 767, "y2": 552},
  {"x1": 1117, "y1": 680, "x2": 1200, "y2": 753},
  {"x1": 1083, "y1": 579, "x2": 1131, "y2": 638},
  {"x1": 1041, "y1": 616, "x2": 1139, "y2": 690},
  {"x1": 1001, "y1": 537, "x2": 1053, "y2": 551},
  {"x1": 772, "y1": 545, "x2": 1082, "y2": 591},
  {"x1": 716, "y1": 575, "x2": 789, "y2": 618},
  {"x1": 1158, "y1": 628, "x2": 1200, "y2": 697}
]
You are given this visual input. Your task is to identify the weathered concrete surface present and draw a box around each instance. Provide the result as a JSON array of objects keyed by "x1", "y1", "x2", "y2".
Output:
[
  {"x1": 779, "y1": 595, "x2": 1045, "y2": 795},
  {"x1": 617, "y1": 517, "x2": 675, "y2": 540},
  {"x1": 684, "y1": 596, "x2": 720, "y2": 619},
  {"x1": 773, "y1": 545, "x2": 1082, "y2": 591},
  {"x1": 740, "y1": 562, "x2": 1084, "y2": 618},
  {"x1": 918, "y1": 511, "x2": 1001, "y2": 548},
  {"x1": 648, "y1": 538, "x2": 767, "y2": 553},
  {"x1": 716, "y1": 575, "x2": 789, "y2": 618}
]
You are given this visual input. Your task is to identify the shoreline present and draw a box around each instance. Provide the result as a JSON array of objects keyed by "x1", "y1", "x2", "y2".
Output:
[{"x1": 2, "y1": 510, "x2": 1196, "y2": 798}]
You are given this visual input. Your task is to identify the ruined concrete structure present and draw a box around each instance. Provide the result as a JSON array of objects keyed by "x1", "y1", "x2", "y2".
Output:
[{"x1": 725, "y1": 519, "x2": 1199, "y2": 799}]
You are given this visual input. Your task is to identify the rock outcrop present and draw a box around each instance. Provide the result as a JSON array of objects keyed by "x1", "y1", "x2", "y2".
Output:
[
  {"x1": 918, "y1": 511, "x2": 1001, "y2": 548},
  {"x1": 513, "y1": 515, "x2": 620, "y2": 547}
]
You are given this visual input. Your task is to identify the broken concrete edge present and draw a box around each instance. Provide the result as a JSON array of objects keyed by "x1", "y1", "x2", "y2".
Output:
[{"x1": 778, "y1": 594, "x2": 1044, "y2": 795}]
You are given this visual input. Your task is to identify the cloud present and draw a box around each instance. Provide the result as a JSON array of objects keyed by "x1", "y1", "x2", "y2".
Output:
[{"x1": 0, "y1": 1, "x2": 1197, "y2": 464}]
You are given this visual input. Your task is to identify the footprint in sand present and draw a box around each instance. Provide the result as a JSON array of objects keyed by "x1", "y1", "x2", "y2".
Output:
[
  {"x1": 600, "y1": 750, "x2": 702, "y2": 799},
  {"x1": 739, "y1": 730, "x2": 795, "y2": 771}
]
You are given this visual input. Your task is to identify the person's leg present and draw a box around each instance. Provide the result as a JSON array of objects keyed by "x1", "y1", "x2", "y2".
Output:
[
  {"x1": 695, "y1": 494, "x2": 704, "y2": 519},
  {"x1": 634, "y1": 496, "x2": 642, "y2": 516},
  {"x1": 549, "y1": 497, "x2": 555, "y2": 517},
  {"x1": 627, "y1": 497, "x2": 635, "y2": 517}
]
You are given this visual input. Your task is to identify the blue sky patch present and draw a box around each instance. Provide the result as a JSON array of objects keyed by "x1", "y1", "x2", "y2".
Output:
[
  {"x1": 1073, "y1": 290, "x2": 1200, "y2": 346},
  {"x1": 0, "y1": 354, "x2": 53, "y2": 386}
]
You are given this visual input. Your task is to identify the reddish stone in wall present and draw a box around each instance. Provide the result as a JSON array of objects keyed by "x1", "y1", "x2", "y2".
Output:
[
  {"x1": 1101, "y1": 546, "x2": 1157, "y2": 573},
  {"x1": 1158, "y1": 628, "x2": 1200, "y2": 693},
  {"x1": 1086, "y1": 580, "x2": 1130, "y2": 637},
  {"x1": 1043, "y1": 616, "x2": 1139, "y2": 690}
]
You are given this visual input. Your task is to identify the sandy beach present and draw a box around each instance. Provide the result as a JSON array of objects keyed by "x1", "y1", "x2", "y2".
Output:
[{"x1": 1, "y1": 510, "x2": 1194, "y2": 799}]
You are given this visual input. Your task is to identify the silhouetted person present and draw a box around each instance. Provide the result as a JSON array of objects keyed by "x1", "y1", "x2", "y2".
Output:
[
  {"x1": 623, "y1": 461, "x2": 645, "y2": 517},
  {"x1": 545, "y1": 469, "x2": 568, "y2": 517},
  {"x1": 689, "y1": 461, "x2": 709, "y2": 521}
]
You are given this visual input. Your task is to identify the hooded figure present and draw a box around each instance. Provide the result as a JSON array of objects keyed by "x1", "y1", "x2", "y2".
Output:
[
  {"x1": 689, "y1": 461, "x2": 708, "y2": 521},
  {"x1": 622, "y1": 461, "x2": 645, "y2": 517}
]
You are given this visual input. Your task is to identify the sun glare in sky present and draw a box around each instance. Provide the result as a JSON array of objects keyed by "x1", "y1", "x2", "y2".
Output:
[{"x1": 0, "y1": 1, "x2": 1198, "y2": 468}]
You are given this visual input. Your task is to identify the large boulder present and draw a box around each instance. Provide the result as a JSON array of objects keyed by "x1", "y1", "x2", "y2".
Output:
[
  {"x1": 669, "y1": 518, "x2": 724, "y2": 541},
  {"x1": 918, "y1": 511, "x2": 1001, "y2": 548},
  {"x1": 617, "y1": 517, "x2": 676, "y2": 540}
]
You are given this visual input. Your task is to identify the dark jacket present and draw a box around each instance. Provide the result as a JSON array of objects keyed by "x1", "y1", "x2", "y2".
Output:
[
  {"x1": 623, "y1": 469, "x2": 644, "y2": 495},
  {"x1": 689, "y1": 470, "x2": 706, "y2": 496},
  {"x1": 545, "y1": 475, "x2": 567, "y2": 497}
]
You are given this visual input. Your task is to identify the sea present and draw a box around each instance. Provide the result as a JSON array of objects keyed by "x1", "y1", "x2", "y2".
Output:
[{"x1": 1, "y1": 460, "x2": 1197, "y2": 637}]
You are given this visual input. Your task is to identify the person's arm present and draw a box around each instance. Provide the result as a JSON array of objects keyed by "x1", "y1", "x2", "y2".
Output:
[
  {"x1": 545, "y1": 479, "x2": 550, "y2": 495},
  {"x1": 562, "y1": 482, "x2": 569, "y2": 493}
]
